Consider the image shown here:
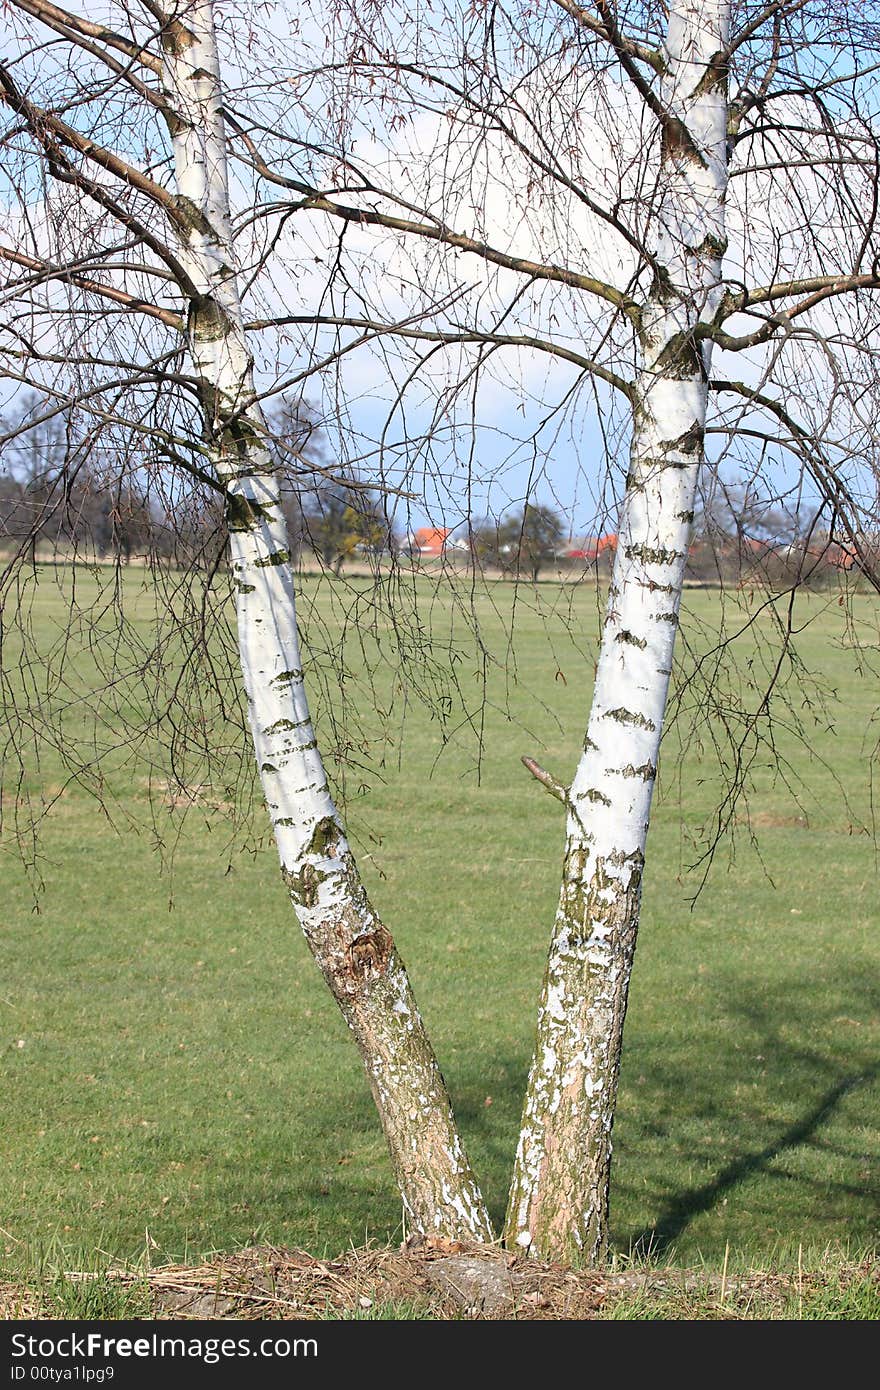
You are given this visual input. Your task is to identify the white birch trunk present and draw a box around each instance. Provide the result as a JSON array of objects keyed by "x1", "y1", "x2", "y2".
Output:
[
  {"x1": 158, "y1": 0, "x2": 491, "y2": 1242},
  {"x1": 505, "y1": 0, "x2": 731, "y2": 1265}
]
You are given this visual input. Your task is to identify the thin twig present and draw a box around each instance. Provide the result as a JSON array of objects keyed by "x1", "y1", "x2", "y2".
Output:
[{"x1": 521, "y1": 756, "x2": 569, "y2": 805}]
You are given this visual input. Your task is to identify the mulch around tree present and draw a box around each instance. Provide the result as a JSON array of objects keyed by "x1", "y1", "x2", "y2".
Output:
[{"x1": 3, "y1": 1241, "x2": 876, "y2": 1320}]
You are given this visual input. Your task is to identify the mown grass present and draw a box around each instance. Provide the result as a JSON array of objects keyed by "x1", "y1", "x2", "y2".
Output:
[
  {"x1": 1, "y1": 563, "x2": 878, "y2": 1292},
  {"x1": 602, "y1": 1272, "x2": 880, "y2": 1320}
]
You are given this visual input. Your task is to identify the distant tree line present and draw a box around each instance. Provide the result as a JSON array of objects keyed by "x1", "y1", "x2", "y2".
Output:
[
  {"x1": 471, "y1": 492, "x2": 875, "y2": 587},
  {"x1": 0, "y1": 393, "x2": 393, "y2": 573},
  {"x1": 2, "y1": 395, "x2": 873, "y2": 587},
  {"x1": 470, "y1": 503, "x2": 565, "y2": 581}
]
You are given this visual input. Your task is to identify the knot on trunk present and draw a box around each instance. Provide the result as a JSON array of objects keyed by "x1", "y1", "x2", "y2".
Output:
[{"x1": 348, "y1": 926, "x2": 393, "y2": 983}]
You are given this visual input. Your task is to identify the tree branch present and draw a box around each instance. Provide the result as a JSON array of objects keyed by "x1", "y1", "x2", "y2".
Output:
[
  {"x1": 0, "y1": 63, "x2": 179, "y2": 221},
  {"x1": 560, "y1": 0, "x2": 671, "y2": 122},
  {"x1": 9, "y1": 5, "x2": 166, "y2": 111},
  {"x1": 722, "y1": 271, "x2": 880, "y2": 317},
  {"x1": 8, "y1": 0, "x2": 163, "y2": 74},
  {"x1": 0, "y1": 63, "x2": 195, "y2": 292},
  {"x1": 220, "y1": 103, "x2": 641, "y2": 320},
  {"x1": 709, "y1": 274, "x2": 880, "y2": 351},
  {"x1": 285, "y1": 194, "x2": 640, "y2": 321},
  {"x1": 246, "y1": 313, "x2": 633, "y2": 398},
  {"x1": 711, "y1": 378, "x2": 880, "y2": 592},
  {"x1": 293, "y1": 61, "x2": 658, "y2": 274},
  {"x1": 0, "y1": 245, "x2": 184, "y2": 330},
  {"x1": 722, "y1": 0, "x2": 810, "y2": 63},
  {"x1": 522, "y1": 756, "x2": 569, "y2": 805},
  {"x1": 553, "y1": 0, "x2": 664, "y2": 73}
]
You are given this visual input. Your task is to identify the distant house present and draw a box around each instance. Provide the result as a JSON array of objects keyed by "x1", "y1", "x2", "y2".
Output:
[
  {"x1": 405, "y1": 526, "x2": 450, "y2": 558},
  {"x1": 562, "y1": 533, "x2": 617, "y2": 561},
  {"x1": 404, "y1": 526, "x2": 471, "y2": 558},
  {"x1": 805, "y1": 540, "x2": 857, "y2": 571}
]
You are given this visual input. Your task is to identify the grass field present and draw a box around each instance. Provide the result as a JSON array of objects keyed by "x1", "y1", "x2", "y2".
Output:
[{"x1": 1, "y1": 563, "x2": 878, "y2": 1291}]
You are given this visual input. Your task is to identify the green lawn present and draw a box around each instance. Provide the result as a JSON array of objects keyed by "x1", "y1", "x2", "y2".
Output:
[{"x1": 1, "y1": 564, "x2": 878, "y2": 1276}]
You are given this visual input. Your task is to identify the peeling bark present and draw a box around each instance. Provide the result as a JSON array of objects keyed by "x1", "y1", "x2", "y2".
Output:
[
  {"x1": 160, "y1": 0, "x2": 491, "y2": 1242},
  {"x1": 505, "y1": 0, "x2": 731, "y2": 1265}
]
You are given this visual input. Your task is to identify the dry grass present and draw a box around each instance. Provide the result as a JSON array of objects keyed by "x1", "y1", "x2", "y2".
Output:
[{"x1": 4, "y1": 1243, "x2": 877, "y2": 1321}]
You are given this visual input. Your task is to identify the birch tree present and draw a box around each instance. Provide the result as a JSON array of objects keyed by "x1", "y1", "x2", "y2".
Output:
[
  {"x1": 502, "y1": 0, "x2": 744, "y2": 1263},
  {"x1": 502, "y1": 0, "x2": 880, "y2": 1263},
  {"x1": 3, "y1": 0, "x2": 879, "y2": 1268},
  {"x1": 0, "y1": 0, "x2": 492, "y2": 1242}
]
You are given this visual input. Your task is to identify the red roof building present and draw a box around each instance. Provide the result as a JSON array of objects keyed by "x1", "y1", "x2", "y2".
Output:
[
  {"x1": 405, "y1": 527, "x2": 453, "y2": 557},
  {"x1": 563, "y1": 534, "x2": 617, "y2": 561}
]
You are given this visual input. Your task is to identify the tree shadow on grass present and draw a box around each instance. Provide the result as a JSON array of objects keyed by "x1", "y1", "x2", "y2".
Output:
[{"x1": 624, "y1": 1065, "x2": 878, "y2": 1258}]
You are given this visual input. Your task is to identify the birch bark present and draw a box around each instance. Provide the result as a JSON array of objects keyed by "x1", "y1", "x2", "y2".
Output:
[
  {"x1": 158, "y1": 0, "x2": 491, "y2": 1242},
  {"x1": 505, "y1": 0, "x2": 731, "y2": 1265}
]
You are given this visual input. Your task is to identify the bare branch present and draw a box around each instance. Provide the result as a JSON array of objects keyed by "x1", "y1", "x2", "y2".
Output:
[
  {"x1": 724, "y1": 272, "x2": 880, "y2": 317},
  {"x1": 521, "y1": 756, "x2": 569, "y2": 805},
  {"x1": 246, "y1": 313, "x2": 633, "y2": 398},
  {"x1": 556, "y1": 0, "x2": 686, "y2": 150},
  {"x1": 722, "y1": 0, "x2": 811, "y2": 63},
  {"x1": 552, "y1": 0, "x2": 664, "y2": 72},
  {"x1": 7, "y1": 0, "x2": 164, "y2": 75},
  {"x1": 287, "y1": 193, "x2": 640, "y2": 321},
  {"x1": 0, "y1": 64, "x2": 179, "y2": 223},
  {"x1": 0, "y1": 245, "x2": 184, "y2": 329},
  {"x1": 0, "y1": 62, "x2": 195, "y2": 292},
  {"x1": 710, "y1": 274, "x2": 880, "y2": 351},
  {"x1": 711, "y1": 378, "x2": 880, "y2": 592}
]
